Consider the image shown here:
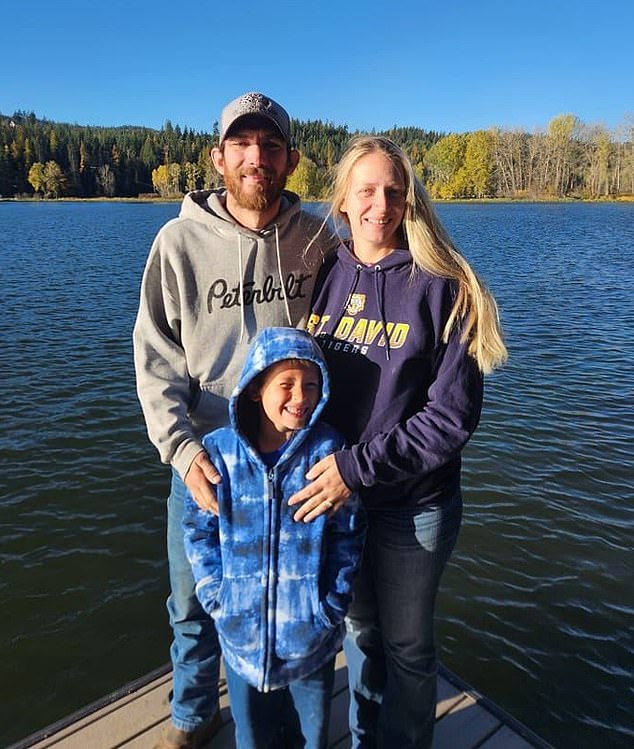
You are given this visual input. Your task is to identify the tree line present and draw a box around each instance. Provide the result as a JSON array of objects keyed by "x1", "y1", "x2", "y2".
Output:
[{"x1": 1, "y1": 110, "x2": 632, "y2": 201}]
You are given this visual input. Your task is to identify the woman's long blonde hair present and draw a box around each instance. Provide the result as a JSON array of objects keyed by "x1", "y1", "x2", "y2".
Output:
[{"x1": 329, "y1": 135, "x2": 508, "y2": 374}]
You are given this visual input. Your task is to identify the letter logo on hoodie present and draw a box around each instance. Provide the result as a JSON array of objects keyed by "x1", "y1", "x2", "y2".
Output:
[{"x1": 346, "y1": 293, "x2": 366, "y2": 316}]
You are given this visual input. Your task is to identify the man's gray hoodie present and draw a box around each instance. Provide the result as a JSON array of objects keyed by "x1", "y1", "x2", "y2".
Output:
[{"x1": 133, "y1": 188, "x2": 335, "y2": 479}]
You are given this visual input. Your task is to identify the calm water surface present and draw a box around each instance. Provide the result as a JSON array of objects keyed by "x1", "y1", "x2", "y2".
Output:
[{"x1": 1, "y1": 201, "x2": 632, "y2": 748}]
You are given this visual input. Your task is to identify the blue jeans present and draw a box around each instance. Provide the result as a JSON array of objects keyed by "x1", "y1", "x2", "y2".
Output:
[
  {"x1": 225, "y1": 659, "x2": 335, "y2": 749},
  {"x1": 343, "y1": 494, "x2": 462, "y2": 749},
  {"x1": 166, "y1": 469, "x2": 221, "y2": 731}
]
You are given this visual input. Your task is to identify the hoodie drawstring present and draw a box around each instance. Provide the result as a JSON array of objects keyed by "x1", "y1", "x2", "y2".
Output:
[
  {"x1": 329, "y1": 264, "x2": 362, "y2": 342},
  {"x1": 374, "y1": 265, "x2": 391, "y2": 361},
  {"x1": 236, "y1": 226, "x2": 290, "y2": 342},
  {"x1": 237, "y1": 234, "x2": 245, "y2": 342},
  {"x1": 274, "y1": 225, "x2": 293, "y2": 327},
  {"x1": 327, "y1": 261, "x2": 390, "y2": 360}
]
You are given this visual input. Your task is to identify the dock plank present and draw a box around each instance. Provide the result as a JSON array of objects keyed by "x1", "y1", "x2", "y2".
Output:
[
  {"x1": 9, "y1": 653, "x2": 550, "y2": 749},
  {"x1": 432, "y1": 692, "x2": 501, "y2": 748},
  {"x1": 14, "y1": 671, "x2": 172, "y2": 749},
  {"x1": 435, "y1": 675, "x2": 469, "y2": 719},
  {"x1": 480, "y1": 725, "x2": 543, "y2": 748}
]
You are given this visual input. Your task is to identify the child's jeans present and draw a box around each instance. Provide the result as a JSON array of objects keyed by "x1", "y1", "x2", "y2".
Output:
[{"x1": 225, "y1": 658, "x2": 335, "y2": 749}]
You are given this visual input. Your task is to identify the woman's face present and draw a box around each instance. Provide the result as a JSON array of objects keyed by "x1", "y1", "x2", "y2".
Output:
[{"x1": 340, "y1": 151, "x2": 407, "y2": 263}]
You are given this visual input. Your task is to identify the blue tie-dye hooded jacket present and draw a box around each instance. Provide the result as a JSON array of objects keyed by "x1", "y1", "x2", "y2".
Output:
[{"x1": 183, "y1": 327, "x2": 365, "y2": 692}]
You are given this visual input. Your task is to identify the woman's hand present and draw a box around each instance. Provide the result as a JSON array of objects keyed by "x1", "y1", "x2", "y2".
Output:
[{"x1": 288, "y1": 454, "x2": 352, "y2": 522}]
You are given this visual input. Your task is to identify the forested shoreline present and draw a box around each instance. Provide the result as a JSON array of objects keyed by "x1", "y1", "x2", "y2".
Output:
[{"x1": 1, "y1": 110, "x2": 632, "y2": 201}]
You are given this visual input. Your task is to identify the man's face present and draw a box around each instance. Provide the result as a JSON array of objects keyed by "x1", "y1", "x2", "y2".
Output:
[{"x1": 212, "y1": 123, "x2": 298, "y2": 212}]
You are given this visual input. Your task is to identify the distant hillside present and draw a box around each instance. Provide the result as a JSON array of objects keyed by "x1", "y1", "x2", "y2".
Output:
[
  {"x1": 1, "y1": 111, "x2": 631, "y2": 200},
  {"x1": 0, "y1": 110, "x2": 440, "y2": 199}
]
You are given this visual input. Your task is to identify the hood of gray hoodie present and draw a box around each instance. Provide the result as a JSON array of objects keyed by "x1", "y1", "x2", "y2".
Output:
[{"x1": 181, "y1": 188, "x2": 301, "y2": 232}]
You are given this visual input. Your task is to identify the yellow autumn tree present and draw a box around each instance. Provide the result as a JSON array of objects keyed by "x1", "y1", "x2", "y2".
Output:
[
  {"x1": 152, "y1": 163, "x2": 182, "y2": 197},
  {"x1": 425, "y1": 134, "x2": 467, "y2": 198},
  {"x1": 42, "y1": 160, "x2": 65, "y2": 198},
  {"x1": 183, "y1": 161, "x2": 200, "y2": 193},
  {"x1": 28, "y1": 162, "x2": 46, "y2": 194},
  {"x1": 546, "y1": 114, "x2": 581, "y2": 196},
  {"x1": 286, "y1": 155, "x2": 322, "y2": 199},
  {"x1": 460, "y1": 130, "x2": 494, "y2": 198}
]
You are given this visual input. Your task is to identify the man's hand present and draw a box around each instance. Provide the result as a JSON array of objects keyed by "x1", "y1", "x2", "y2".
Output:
[
  {"x1": 185, "y1": 452, "x2": 222, "y2": 514},
  {"x1": 288, "y1": 454, "x2": 352, "y2": 523}
]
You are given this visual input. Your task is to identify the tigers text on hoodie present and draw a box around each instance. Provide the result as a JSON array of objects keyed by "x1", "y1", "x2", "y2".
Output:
[
  {"x1": 183, "y1": 327, "x2": 365, "y2": 692},
  {"x1": 307, "y1": 244, "x2": 484, "y2": 510},
  {"x1": 133, "y1": 189, "x2": 336, "y2": 480}
]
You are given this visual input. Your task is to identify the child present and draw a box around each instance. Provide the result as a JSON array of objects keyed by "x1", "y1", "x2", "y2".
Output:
[{"x1": 183, "y1": 327, "x2": 365, "y2": 749}]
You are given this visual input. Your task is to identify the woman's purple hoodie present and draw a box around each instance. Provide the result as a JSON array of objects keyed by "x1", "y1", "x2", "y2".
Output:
[{"x1": 307, "y1": 243, "x2": 484, "y2": 510}]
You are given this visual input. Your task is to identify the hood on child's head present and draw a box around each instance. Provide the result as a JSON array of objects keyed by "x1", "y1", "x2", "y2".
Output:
[{"x1": 230, "y1": 327, "x2": 330, "y2": 434}]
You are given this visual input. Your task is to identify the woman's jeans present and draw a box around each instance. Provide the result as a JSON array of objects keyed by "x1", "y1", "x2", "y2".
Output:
[
  {"x1": 167, "y1": 469, "x2": 221, "y2": 731},
  {"x1": 225, "y1": 658, "x2": 335, "y2": 749},
  {"x1": 343, "y1": 493, "x2": 462, "y2": 749}
]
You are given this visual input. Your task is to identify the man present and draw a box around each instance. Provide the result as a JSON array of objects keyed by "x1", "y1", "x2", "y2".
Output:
[{"x1": 133, "y1": 92, "x2": 336, "y2": 749}]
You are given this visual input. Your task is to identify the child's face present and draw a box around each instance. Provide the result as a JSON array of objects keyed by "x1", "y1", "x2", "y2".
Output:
[{"x1": 251, "y1": 360, "x2": 321, "y2": 441}]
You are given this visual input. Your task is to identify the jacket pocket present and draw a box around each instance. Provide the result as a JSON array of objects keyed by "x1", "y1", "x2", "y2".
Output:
[
  {"x1": 274, "y1": 575, "x2": 334, "y2": 661},
  {"x1": 215, "y1": 577, "x2": 261, "y2": 657}
]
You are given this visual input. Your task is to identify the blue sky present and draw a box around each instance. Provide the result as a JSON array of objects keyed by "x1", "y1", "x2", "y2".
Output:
[{"x1": 3, "y1": 0, "x2": 632, "y2": 135}]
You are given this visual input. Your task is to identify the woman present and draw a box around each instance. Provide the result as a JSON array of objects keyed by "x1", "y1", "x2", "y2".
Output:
[{"x1": 289, "y1": 135, "x2": 507, "y2": 748}]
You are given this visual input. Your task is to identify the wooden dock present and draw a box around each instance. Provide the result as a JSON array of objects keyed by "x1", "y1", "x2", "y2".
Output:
[{"x1": 8, "y1": 652, "x2": 552, "y2": 749}]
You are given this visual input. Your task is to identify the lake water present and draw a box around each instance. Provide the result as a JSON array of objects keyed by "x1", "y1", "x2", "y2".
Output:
[{"x1": 1, "y1": 200, "x2": 632, "y2": 748}]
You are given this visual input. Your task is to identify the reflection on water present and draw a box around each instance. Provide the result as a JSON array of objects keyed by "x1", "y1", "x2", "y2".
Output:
[{"x1": 1, "y1": 201, "x2": 632, "y2": 748}]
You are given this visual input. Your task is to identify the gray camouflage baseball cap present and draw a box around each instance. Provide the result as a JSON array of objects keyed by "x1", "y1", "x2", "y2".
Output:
[{"x1": 219, "y1": 92, "x2": 291, "y2": 144}]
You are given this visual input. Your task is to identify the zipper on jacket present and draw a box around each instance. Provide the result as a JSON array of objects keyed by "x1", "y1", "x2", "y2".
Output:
[{"x1": 260, "y1": 468, "x2": 277, "y2": 692}]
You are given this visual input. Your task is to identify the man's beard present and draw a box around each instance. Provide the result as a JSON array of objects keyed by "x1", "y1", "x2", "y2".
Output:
[{"x1": 223, "y1": 167, "x2": 289, "y2": 211}]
